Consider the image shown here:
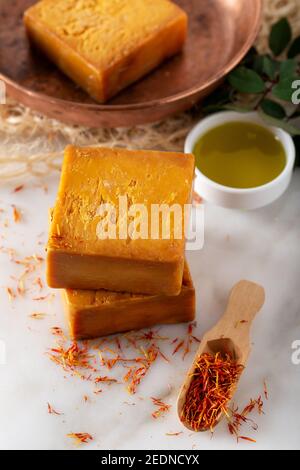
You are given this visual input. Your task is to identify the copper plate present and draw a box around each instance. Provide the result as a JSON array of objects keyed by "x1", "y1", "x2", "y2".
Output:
[{"x1": 0, "y1": 0, "x2": 262, "y2": 128}]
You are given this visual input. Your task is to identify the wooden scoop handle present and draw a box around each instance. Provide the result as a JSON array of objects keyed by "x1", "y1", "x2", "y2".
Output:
[
  {"x1": 208, "y1": 280, "x2": 265, "y2": 363},
  {"x1": 216, "y1": 280, "x2": 265, "y2": 332}
]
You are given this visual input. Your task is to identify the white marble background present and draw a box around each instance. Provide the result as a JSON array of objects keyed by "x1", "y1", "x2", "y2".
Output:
[{"x1": 0, "y1": 170, "x2": 299, "y2": 451}]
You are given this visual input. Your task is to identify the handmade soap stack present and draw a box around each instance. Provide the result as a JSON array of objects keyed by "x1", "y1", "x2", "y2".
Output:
[{"x1": 46, "y1": 146, "x2": 196, "y2": 339}]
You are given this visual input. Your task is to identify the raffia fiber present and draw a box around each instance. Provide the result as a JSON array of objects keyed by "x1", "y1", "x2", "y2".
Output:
[{"x1": 0, "y1": 0, "x2": 299, "y2": 181}]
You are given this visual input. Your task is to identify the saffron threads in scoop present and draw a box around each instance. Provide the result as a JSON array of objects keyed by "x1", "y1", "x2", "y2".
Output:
[{"x1": 181, "y1": 352, "x2": 244, "y2": 432}]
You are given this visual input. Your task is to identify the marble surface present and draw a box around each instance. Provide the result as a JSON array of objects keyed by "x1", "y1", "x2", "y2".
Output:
[{"x1": 0, "y1": 170, "x2": 299, "y2": 451}]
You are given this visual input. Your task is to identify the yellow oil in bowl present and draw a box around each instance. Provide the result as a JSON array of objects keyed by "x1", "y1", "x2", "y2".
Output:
[{"x1": 193, "y1": 121, "x2": 286, "y2": 189}]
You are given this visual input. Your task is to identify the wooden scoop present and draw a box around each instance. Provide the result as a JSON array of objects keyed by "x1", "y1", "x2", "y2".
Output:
[{"x1": 177, "y1": 280, "x2": 265, "y2": 432}]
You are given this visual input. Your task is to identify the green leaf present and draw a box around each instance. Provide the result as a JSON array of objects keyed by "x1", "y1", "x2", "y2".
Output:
[
  {"x1": 262, "y1": 56, "x2": 279, "y2": 80},
  {"x1": 288, "y1": 36, "x2": 300, "y2": 58},
  {"x1": 254, "y1": 55, "x2": 278, "y2": 80},
  {"x1": 228, "y1": 67, "x2": 266, "y2": 94},
  {"x1": 272, "y1": 77, "x2": 296, "y2": 101},
  {"x1": 259, "y1": 111, "x2": 300, "y2": 135},
  {"x1": 280, "y1": 59, "x2": 297, "y2": 79},
  {"x1": 260, "y1": 99, "x2": 286, "y2": 119},
  {"x1": 269, "y1": 18, "x2": 292, "y2": 56},
  {"x1": 253, "y1": 55, "x2": 264, "y2": 74}
]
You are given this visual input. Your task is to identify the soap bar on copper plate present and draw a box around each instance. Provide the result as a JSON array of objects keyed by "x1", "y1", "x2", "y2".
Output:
[
  {"x1": 63, "y1": 262, "x2": 195, "y2": 340},
  {"x1": 46, "y1": 145, "x2": 195, "y2": 296},
  {"x1": 24, "y1": 0, "x2": 188, "y2": 103}
]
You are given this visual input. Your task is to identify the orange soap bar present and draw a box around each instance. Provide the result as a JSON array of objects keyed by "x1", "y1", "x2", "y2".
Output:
[
  {"x1": 46, "y1": 145, "x2": 195, "y2": 296},
  {"x1": 63, "y1": 263, "x2": 196, "y2": 340},
  {"x1": 24, "y1": 0, "x2": 188, "y2": 103}
]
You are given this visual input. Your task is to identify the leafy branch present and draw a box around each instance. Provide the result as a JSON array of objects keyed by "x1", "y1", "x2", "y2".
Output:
[{"x1": 202, "y1": 18, "x2": 300, "y2": 165}]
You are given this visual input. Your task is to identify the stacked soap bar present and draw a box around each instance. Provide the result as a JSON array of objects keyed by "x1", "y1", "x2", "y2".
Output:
[
  {"x1": 63, "y1": 263, "x2": 195, "y2": 340},
  {"x1": 47, "y1": 146, "x2": 195, "y2": 339},
  {"x1": 24, "y1": 0, "x2": 188, "y2": 103}
]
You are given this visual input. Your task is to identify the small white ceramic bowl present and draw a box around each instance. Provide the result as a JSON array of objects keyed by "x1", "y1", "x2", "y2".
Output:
[{"x1": 185, "y1": 111, "x2": 296, "y2": 210}]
